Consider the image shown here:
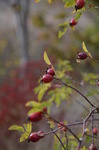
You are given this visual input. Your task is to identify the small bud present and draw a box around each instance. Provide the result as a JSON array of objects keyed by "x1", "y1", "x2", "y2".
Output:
[
  {"x1": 38, "y1": 131, "x2": 45, "y2": 138},
  {"x1": 58, "y1": 122, "x2": 67, "y2": 132}
]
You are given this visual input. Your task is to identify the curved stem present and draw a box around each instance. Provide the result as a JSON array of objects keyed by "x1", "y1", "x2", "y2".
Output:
[{"x1": 54, "y1": 77, "x2": 95, "y2": 107}]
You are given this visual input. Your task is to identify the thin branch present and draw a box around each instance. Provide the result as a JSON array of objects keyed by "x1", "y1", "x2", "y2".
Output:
[
  {"x1": 77, "y1": 107, "x2": 98, "y2": 150},
  {"x1": 91, "y1": 114, "x2": 94, "y2": 144},
  {"x1": 65, "y1": 133, "x2": 69, "y2": 150},
  {"x1": 45, "y1": 127, "x2": 63, "y2": 136},
  {"x1": 46, "y1": 115, "x2": 80, "y2": 142},
  {"x1": 54, "y1": 77, "x2": 95, "y2": 107},
  {"x1": 53, "y1": 131, "x2": 66, "y2": 150}
]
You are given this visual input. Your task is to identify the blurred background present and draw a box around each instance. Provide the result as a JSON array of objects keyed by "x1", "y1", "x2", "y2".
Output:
[{"x1": 0, "y1": 0, "x2": 99, "y2": 150}]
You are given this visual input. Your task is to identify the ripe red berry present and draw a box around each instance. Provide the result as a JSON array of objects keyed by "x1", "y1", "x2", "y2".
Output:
[
  {"x1": 93, "y1": 128, "x2": 98, "y2": 135},
  {"x1": 69, "y1": 18, "x2": 78, "y2": 26},
  {"x1": 37, "y1": 131, "x2": 45, "y2": 138},
  {"x1": 75, "y1": 0, "x2": 85, "y2": 11},
  {"x1": 77, "y1": 52, "x2": 87, "y2": 60},
  {"x1": 89, "y1": 144, "x2": 97, "y2": 150},
  {"x1": 47, "y1": 68, "x2": 55, "y2": 76},
  {"x1": 42, "y1": 107, "x2": 47, "y2": 113},
  {"x1": 27, "y1": 112, "x2": 42, "y2": 122},
  {"x1": 29, "y1": 132, "x2": 40, "y2": 142},
  {"x1": 58, "y1": 122, "x2": 67, "y2": 132},
  {"x1": 41, "y1": 74, "x2": 53, "y2": 83},
  {"x1": 97, "y1": 80, "x2": 99, "y2": 86}
]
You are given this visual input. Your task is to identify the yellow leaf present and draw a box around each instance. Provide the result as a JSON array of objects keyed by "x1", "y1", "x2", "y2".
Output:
[
  {"x1": 82, "y1": 41, "x2": 88, "y2": 53},
  {"x1": 27, "y1": 108, "x2": 41, "y2": 115},
  {"x1": 23, "y1": 123, "x2": 32, "y2": 133},
  {"x1": 82, "y1": 146, "x2": 87, "y2": 150},
  {"x1": 71, "y1": 26, "x2": 75, "y2": 30},
  {"x1": 84, "y1": 128, "x2": 90, "y2": 134},
  {"x1": 44, "y1": 51, "x2": 51, "y2": 65},
  {"x1": 20, "y1": 132, "x2": 29, "y2": 142},
  {"x1": 48, "y1": 0, "x2": 52, "y2": 4},
  {"x1": 25, "y1": 101, "x2": 41, "y2": 107},
  {"x1": 9, "y1": 125, "x2": 24, "y2": 132},
  {"x1": 88, "y1": 52, "x2": 93, "y2": 59},
  {"x1": 35, "y1": 0, "x2": 40, "y2": 3}
]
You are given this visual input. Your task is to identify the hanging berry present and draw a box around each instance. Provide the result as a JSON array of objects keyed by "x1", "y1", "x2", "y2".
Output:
[
  {"x1": 28, "y1": 132, "x2": 40, "y2": 142},
  {"x1": 75, "y1": 0, "x2": 85, "y2": 11},
  {"x1": 41, "y1": 74, "x2": 53, "y2": 83},
  {"x1": 47, "y1": 68, "x2": 55, "y2": 76},
  {"x1": 69, "y1": 18, "x2": 78, "y2": 26},
  {"x1": 27, "y1": 112, "x2": 43, "y2": 122},
  {"x1": 77, "y1": 52, "x2": 88, "y2": 60}
]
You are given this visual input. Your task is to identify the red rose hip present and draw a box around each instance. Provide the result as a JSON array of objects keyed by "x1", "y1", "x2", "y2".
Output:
[
  {"x1": 97, "y1": 80, "x2": 99, "y2": 86},
  {"x1": 77, "y1": 52, "x2": 87, "y2": 60},
  {"x1": 58, "y1": 122, "x2": 67, "y2": 132},
  {"x1": 41, "y1": 74, "x2": 53, "y2": 83},
  {"x1": 47, "y1": 68, "x2": 55, "y2": 76},
  {"x1": 27, "y1": 112, "x2": 42, "y2": 122},
  {"x1": 29, "y1": 132, "x2": 40, "y2": 142},
  {"x1": 93, "y1": 128, "x2": 98, "y2": 135},
  {"x1": 89, "y1": 144, "x2": 97, "y2": 150},
  {"x1": 75, "y1": 0, "x2": 85, "y2": 11},
  {"x1": 42, "y1": 107, "x2": 47, "y2": 113},
  {"x1": 69, "y1": 18, "x2": 78, "y2": 26}
]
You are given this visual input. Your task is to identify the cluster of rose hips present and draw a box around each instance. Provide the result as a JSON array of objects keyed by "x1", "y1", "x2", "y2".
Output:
[
  {"x1": 27, "y1": 108, "x2": 47, "y2": 142},
  {"x1": 69, "y1": 0, "x2": 85, "y2": 27},
  {"x1": 41, "y1": 68, "x2": 55, "y2": 83},
  {"x1": 27, "y1": 108, "x2": 67, "y2": 143}
]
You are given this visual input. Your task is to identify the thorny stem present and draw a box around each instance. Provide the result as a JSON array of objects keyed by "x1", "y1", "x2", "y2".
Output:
[{"x1": 54, "y1": 77, "x2": 95, "y2": 107}]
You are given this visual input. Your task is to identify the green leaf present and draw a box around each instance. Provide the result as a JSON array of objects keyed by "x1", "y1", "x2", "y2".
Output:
[
  {"x1": 82, "y1": 146, "x2": 87, "y2": 150},
  {"x1": 58, "y1": 27, "x2": 67, "y2": 38},
  {"x1": 27, "y1": 108, "x2": 41, "y2": 115},
  {"x1": 26, "y1": 101, "x2": 41, "y2": 107},
  {"x1": 64, "y1": 0, "x2": 75, "y2": 8},
  {"x1": 38, "y1": 85, "x2": 50, "y2": 101},
  {"x1": 82, "y1": 41, "x2": 88, "y2": 53},
  {"x1": 82, "y1": 41, "x2": 93, "y2": 61},
  {"x1": 44, "y1": 51, "x2": 51, "y2": 65},
  {"x1": 9, "y1": 125, "x2": 24, "y2": 132},
  {"x1": 23, "y1": 123, "x2": 32, "y2": 133},
  {"x1": 75, "y1": 12, "x2": 82, "y2": 21},
  {"x1": 48, "y1": 0, "x2": 53, "y2": 4},
  {"x1": 58, "y1": 22, "x2": 69, "y2": 28},
  {"x1": 35, "y1": 0, "x2": 40, "y2": 3},
  {"x1": 20, "y1": 132, "x2": 30, "y2": 142}
]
